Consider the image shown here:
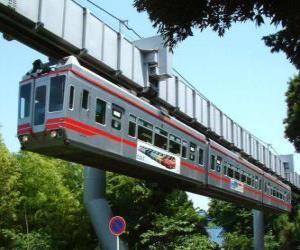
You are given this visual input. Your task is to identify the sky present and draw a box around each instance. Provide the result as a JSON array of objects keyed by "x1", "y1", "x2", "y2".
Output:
[{"x1": 0, "y1": 0, "x2": 299, "y2": 211}]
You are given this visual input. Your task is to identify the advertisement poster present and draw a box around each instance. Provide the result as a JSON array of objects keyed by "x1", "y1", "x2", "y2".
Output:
[
  {"x1": 136, "y1": 140, "x2": 180, "y2": 174},
  {"x1": 230, "y1": 179, "x2": 244, "y2": 193}
]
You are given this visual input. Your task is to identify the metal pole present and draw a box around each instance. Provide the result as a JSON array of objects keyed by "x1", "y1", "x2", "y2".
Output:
[
  {"x1": 117, "y1": 236, "x2": 120, "y2": 250},
  {"x1": 83, "y1": 166, "x2": 127, "y2": 250},
  {"x1": 253, "y1": 209, "x2": 264, "y2": 250}
]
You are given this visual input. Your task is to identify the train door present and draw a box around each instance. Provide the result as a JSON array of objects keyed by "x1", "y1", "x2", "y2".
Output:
[
  {"x1": 32, "y1": 77, "x2": 48, "y2": 133},
  {"x1": 110, "y1": 104, "x2": 125, "y2": 154}
]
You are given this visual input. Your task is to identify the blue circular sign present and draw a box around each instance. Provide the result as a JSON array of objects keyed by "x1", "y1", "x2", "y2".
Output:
[{"x1": 109, "y1": 216, "x2": 126, "y2": 236}]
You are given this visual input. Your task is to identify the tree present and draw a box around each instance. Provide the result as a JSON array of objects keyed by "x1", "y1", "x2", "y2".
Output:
[
  {"x1": 284, "y1": 75, "x2": 300, "y2": 152},
  {"x1": 208, "y1": 199, "x2": 300, "y2": 249},
  {"x1": 0, "y1": 133, "x2": 214, "y2": 248},
  {"x1": 133, "y1": 0, "x2": 300, "y2": 70},
  {"x1": 107, "y1": 173, "x2": 215, "y2": 249}
]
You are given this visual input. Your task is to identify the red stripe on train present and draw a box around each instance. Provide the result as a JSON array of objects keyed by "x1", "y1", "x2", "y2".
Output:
[{"x1": 45, "y1": 117, "x2": 137, "y2": 148}]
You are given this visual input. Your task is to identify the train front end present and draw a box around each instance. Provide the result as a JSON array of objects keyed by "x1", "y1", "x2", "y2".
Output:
[{"x1": 17, "y1": 59, "x2": 70, "y2": 155}]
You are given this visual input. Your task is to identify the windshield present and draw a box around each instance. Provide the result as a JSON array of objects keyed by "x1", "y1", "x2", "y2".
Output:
[
  {"x1": 49, "y1": 75, "x2": 65, "y2": 112},
  {"x1": 19, "y1": 83, "x2": 32, "y2": 119}
]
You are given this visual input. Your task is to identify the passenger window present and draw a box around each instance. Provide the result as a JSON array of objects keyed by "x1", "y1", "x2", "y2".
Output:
[
  {"x1": 241, "y1": 171, "x2": 247, "y2": 183},
  {"x1": 216, "y1": 156, "x2": 222, "y2": 172},
  {"x1": 198, "y1": 148, "x2": 204, "y2": 165},
  {"x1": 210, "y1": 155, "x2": 215, "y2": 170},
  {"x1": 223, "y1": 162, "x2": 227, "y2": 175},
  {"x1": 49, "y1": 75, "x2": 65, "y2": 112},
  {"x1": 82, "y1": 89, "x2": 89, "y2": 110},
  {"x1": 138, "y1": 119, "x2": 153, "y2": 143},
  {"x1": 182, "y1": 141, "x2": 188, "y2": 158},
  {"x1": 227, "y1": 167, "x2": 234, "y2": 178},
  {"x1": 128, "y1": 115, "x2": 137, "y2": 137},
  {"x1": 95, "y1": 98, "x2": 106, "y2": 125},
  {"x1": 255, "y1": 176, "x2": 259, "y2": 189},
  {"x1": 247, "y1": 174, "x2": 252, "y2": 186},
  {"x1": 69, "y1": 86, "x2": 75, "y2": 110},
  {"x1": 19, "y1": 83, "x2": 31, "y2": 119},
  {"x1": 189, "y1": 142, "x2": 196, "y2": 161},
  {"x1": 154, "y1": 127, "x2": 168, "y2": 150},
  {"x1": 234, "y1": 168, "x2": 240, "y2": 180},
  {"x1": 169, "y1": 134, "x2": 181, "y2": 155}
]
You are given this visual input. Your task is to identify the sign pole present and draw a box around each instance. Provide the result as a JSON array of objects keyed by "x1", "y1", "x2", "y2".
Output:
[{"x1": 117, "y1": 236, "x2": 119, "y2": 250}]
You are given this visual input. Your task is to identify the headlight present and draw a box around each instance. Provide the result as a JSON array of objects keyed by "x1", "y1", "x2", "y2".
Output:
[
  {"x1": 50, "y1": 130, "x2": 57, "y2": 138},
  {"x1": 21, "y1": 135, "x2": 29, "y2": 143}
]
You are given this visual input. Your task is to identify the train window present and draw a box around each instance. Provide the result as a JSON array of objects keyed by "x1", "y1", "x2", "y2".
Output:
[
  {"x1": 182, "y1": 141, "x2": 188, "y2": 158},
  {"x1": 19, "y1": 83, "x2": 31, "y2": 119},
  {"x1": 234, "y1": 168, "x2": 240, "y2": 180},
  {"x1": 189, "y1": 143, "x2": 196, "y2": 161},
  {"x1": 154, "y1": 127, "x2": 168, "y2": 150},
  {"x1": 113, "y1": 110, "x2": 122, "y2": 119},
  {"x1": 138, "y1": 119, "x2": 153, "y2": 143},
  {"x1": 69, "y1": 86, "x2": 75, "y2": 110},
  {"x1": 210, "y1": 155, "x2": 215, "y2": 170},
  {"x1": 82, "y1": 89, "x2": 89, "y2": 110},
  {"x1": 223, "y1": 162, "x2": 227, "y2": 175},
  {"x1": 255, "y1": 176, "x2": 259, "y2": 189},
  {"x1": 49, "y1": 76, "x2": 65, "y2": 112},
  {"x1": 241, "y1": 171, "x2": 247, "y2": 183},
  {"x1": 34, "y1": 86, "x2": 46, "y2": 126},
  {"x1": 128, "y1": 115, "x2": 137, "y2": 137},
  {"x1": 247, "y1": 174, "x2": 252, "y2": 186},
  {"x1": 169, "y1": 135, "x2": 181, "y2": 155},
  {"x1": 198, "y1": 148, "x2": 204, "y2": 165},
  {"x1": 95, "y1": 99, "x2": 106, "y2": 125},
  {"x1": 258, "y1": 179, "x2": 262, "y2": 190},
  {"x1": 216, "y1": 156, "x2": 222, "y2": 172},
  {"x1": 227, "y1": 166, "x2": 234, "y2": 178},
  {"x1": 112, "y1": 120, "x2": 121, "y2": 130}
]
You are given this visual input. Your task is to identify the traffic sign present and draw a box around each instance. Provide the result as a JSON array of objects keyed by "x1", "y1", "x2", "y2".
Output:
[{"x1": 109, "y1": 216, "x2": 126, "y2": 236}]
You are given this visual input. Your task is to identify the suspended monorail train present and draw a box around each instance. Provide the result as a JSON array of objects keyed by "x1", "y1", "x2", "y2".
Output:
[{"x1": 17, "y1": 57, "x2": 292, "y2": 213}]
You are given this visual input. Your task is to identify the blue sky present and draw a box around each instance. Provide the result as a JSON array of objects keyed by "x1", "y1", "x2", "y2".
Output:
[{"x1": 0, "y1": 0, "x2": 299, "y2": 210}]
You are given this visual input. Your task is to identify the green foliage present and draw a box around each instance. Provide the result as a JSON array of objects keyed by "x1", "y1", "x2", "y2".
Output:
[
  {"x1": 0, "y1": 135, "x2": 212, "y2": 248},
  {"x1": 134, "y1": 0, "x2": 300, "y2": 69},
  {"x1": 284, "y1": 75, "x2": 300, "y2": 152},
  {"x1": 107, "y1": 173, "x2": 213, "y2": 249},
  {"x1": 208, "y1": 199, "x2": 253, "y2": 235},
  {"x1": 0, "y1": 229, "x2": 52, "y2": 250},
  {"x1": 223, "y1": 232, "x2": 252, "y2": 250}
]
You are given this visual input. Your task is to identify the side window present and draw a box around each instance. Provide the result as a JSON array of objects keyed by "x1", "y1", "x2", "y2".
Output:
[
  {"x1": 234, "y1": 167, "x2": 240, "y2": 180},
  {"x1": 154, "y1": 127, "x2": 168, "y2": 150},
  {"x1": 128, "y1": 115, "x2": 137, "y2": 137},
  {"x1": 138, "y1": 119, "x2": 153, "y2": 143},
  {"x1": 82, "y1": 89, "x2": 89, "y2": 110},
  {"x1": 182, "y1": 141, "x2": 188, "y2": 158},
  {"x1": 216, "y1": 156, "x2": 222, "y2": 172},
  {"x1": 49, "y1": 75, "x2": 65, "y2": 112},
  {"x1": 223, "y1": 162, "x2": 228, "y2": 175},
  {"x1": 227, "y1": 165, "x2": 234, "y2": 178},
  {"x1": 198, "y1": 148, "x2": 204, "y2": 165},
  {"x1": 69, "y1": 85, "x2": 75, "y2": 110},
  {"x1": 111, "y1": 105, "x2": 123, "y2": 130},
  {"x1": 169, "y1": 134, "x2": 181, "y2": 155},
  {"x1": 241, "y1": 171, "x2": 247, "y2": 183},
  {"x1": 247, "y1": 174, "x2": 252, "y2": 186},
  {"x1": 95, "y1": 98, "x2": 106, "y2": 125},
  {"x1": 19, "y1": 83, "x2": 32, "y2": 119},
  {"x1": 210, "y1": 155, "x2": 215, "y2": 170},
  {"x1": 189, "y1": 142, "x2": 196, "y2": 161}
]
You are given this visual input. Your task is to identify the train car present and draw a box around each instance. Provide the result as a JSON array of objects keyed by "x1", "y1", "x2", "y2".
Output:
[{"x1": 17, "y1": 57, "x2": 291, "y2": 213}]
